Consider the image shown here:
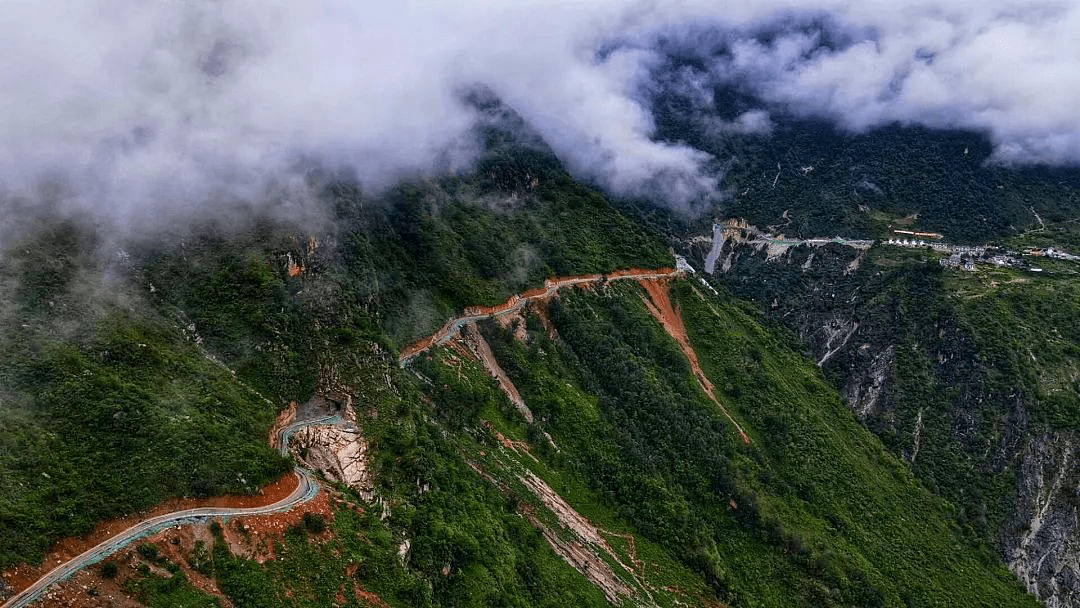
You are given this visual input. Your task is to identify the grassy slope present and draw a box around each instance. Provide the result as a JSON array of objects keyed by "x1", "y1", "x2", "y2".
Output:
[
  {"x1": 331, "y1": 172, "x2": 672, "y2": 346},
  {"x1": 119, "y1": 341, "x2": 626, "y2": 608},
  {"x1": 115, "y1": 240, "x2": 1038, "y2": 606},
  {"x1": 841, "y1": 243, "x2": 1080, "y2": 539},
  {"x1": 674, "y1": 280, "x2": 1031, "y2": 606},
  {"x1": 713, "y1": 237, "x2": 1077, "y2": 543},
  {"x1": 950, "y1": 268, "x2": 1080, "y2": 430},
  {"x1": 0, "y1": 152, "x2": 1046, "y2": 606},
  {"x1": 123, "y1": 267, "x2": 1039, "y2": 607},
  {"x1": 956, "y1": 224, "x2": 1080, "y2": 431}
]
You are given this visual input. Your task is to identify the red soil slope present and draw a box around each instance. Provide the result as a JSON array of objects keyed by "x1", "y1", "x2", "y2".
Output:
[
  {"x1": 401, "y1": 268, "x2": 678, "y2": 361},
  {"x1": 637, "y1": 278, "x2": 751, "y2": 444}
]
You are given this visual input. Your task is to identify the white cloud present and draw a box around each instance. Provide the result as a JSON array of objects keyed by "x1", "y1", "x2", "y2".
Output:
[
  {"x1": 1, "y1": 0, "x2": 1079, "y2": 231},
  {"x1": 692, "y1": 0, "x2": 1080, "y2": 164}
]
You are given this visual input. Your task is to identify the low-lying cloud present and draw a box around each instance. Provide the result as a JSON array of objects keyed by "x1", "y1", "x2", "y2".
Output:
[
  {"x1": 2, "y1": 0, "x2": 1079, "y2": 233},
  {"x1": 643, "y1": 1, "x2": 1080, "y2": 167}
]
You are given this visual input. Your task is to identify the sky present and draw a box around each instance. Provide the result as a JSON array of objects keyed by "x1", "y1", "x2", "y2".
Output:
[{"x1": 1, "y1": 0, "x2": 1078, "y2": 231}]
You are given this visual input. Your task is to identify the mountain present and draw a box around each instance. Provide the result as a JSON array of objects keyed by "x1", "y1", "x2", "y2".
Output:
[
  {"x1": 0, "y1": 136, "x2": 1046, "y2": 608},
  {"x1": 8, "y1": 4, "x2": 1080, "y2": 607},
  {"x1": 638, "y1": 95, "x2": 1080, "y2": 607},
  {"x1": 682, "y1": 220, "x2": 1080, "y2": 607}
]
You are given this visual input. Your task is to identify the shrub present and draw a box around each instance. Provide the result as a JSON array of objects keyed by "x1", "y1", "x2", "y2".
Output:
[
  {"x1": 303, "y1": 512, "x2": 326, "y2": 534},
  {"x1": 137, "y1": 543, "x2": 159, "y2": 560}
]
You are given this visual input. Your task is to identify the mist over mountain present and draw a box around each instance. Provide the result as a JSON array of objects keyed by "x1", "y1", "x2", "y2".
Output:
[
  {"x1": 6, "y1": 3, "x2": 1080, "y2": 607},
  {"x1": 2, "y1": 0, "x2": 1079, "y2": 236}
]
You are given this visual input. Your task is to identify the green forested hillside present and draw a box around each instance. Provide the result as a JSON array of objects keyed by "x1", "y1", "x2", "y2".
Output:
[
  {"x1": 711, "y1": 231, "x2": 1080, "y2": 535},
  {"x1": 477, "y1": 279, "x2": 1032, "y2": 606},
  {"x1": 651, "y1": 87, "x2": 1080, "y2": 243},
  {"x1": 119, "y1": 276, "x2": 1036, "y2": 608},
  {"x1": 0, "y1": 224, "x2": 291, "y2": 567},
  {"x1": 0, "y1": 140, "x2": 1046, "y2": 607},
  {"x1": 0, "y1": 149, "x2": 668, "y2": 571}
]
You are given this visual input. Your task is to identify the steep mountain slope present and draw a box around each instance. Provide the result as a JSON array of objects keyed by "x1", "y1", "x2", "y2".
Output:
[
  {"x1": 682, "y1": 217, "x2": 1080, "y2": 606},
  {"x1": 0, "y1": 139, "x2": 1048, "y2": 607},
  {"x1": 0, "y1": 146, "x2": 667, "y2": 572},
  {"x1": 41, "y1": 268, "x2": 1033, "y2": 608},
  {"x1": 631, "y1": 81, "x2": 1080, "y2": 605},
  {"x1": 650, "y1": 86, "x2": 1080, "y2": 245},
  {"x1": 0, "y1": 224, "x2": 292, "y2": 569},
  {"x1": 471, "y1": 276, "x2": 1033, "y2": 606}
]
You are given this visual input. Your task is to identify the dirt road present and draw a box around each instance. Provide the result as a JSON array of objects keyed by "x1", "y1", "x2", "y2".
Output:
[
  {"x1": 401, "y1": 266, "x2": 750, "y2": 443},
  {"x1": 400, "y1": 267, "x2": 680, "y2": 362}
]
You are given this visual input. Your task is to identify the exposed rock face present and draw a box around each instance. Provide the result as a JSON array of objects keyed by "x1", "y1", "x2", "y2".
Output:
[
  {"x1": 689, "y1": 222, "x2": 1080, "y2": 607},
  {"x1": 268, "y1": 400, "x2": 298, "y2": 451},
  {"x1": 517, "y1": 469, "x2": 637, "y2": 604},
  {"x1": 290, "y1": 423, "x2": 373, "y2": 500},
  {"x1": 699, "y1": 218, "x2": 872, "y2": 276},
  {"x1": 842, "y1": 344, "x2": 894, "y2": 421},
  {"x1": 1005, "y1": 432, "x2": 1080, "y2": 608},
  {"x1": 814, "y1": 316, "x2": 859, "y2": 367}
]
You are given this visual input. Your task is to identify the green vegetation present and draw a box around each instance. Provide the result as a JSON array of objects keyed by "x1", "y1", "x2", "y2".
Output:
[
  {"x1": 651, "y1": 84, "x2": 1080, "y2": 243},
  {"x1": 0, "y1": 140, "x2": 671, "y2": 572},
  {"x1": 138, "y1": 221, "x2": 321, "y2": 404},
  {"x1": 122, "y1": 543, "x2": 220, "y2": 608},
  {"x1": 0, "y1": 123, "x2": 1063, "y2": 606},
  {"x1": 328, "y1": 169, "x2": 671, "y2": 346},
  {"x1": 720, "y1": 241, "x2": 1026, "y2": 537},
  {"x1": 0, "y1": 224, "x2": 290, "y2": 568},
  {"x1": 712, "y1": 222, "x2": 1080, "y2": 569},
  {"x1": 182, "y1": 423, "x2": 618, "y2": 608},
  {"x1": 227, "y1": 273, "x2": 1029, "y2": 606},
  {"x1": 139, "y1": 149, "x2": 670, "y2": 399},
  {"x1": 125, "y1": 570, "x2": 221, "y2": 608},
  {"x1": 472, "y1": 280, "x2": 1032, "y2": 606},
  {"x1": 675, "y1": 280, "x2": 1028, "y2": 605},
  {"x1": 945, "y1": 265, "x2": 1080, "y2": 430},
  {"x1": 302, "y1": 512, "x2": 327, "y2": 534},
  {"x1": 400, "y1": 346, "x2": 710, "y2": 607}
]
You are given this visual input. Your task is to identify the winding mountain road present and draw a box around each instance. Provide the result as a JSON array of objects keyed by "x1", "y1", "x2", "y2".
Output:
[
  {"x1": 2, "y1": 415, "x2": 338, "y2": 608},
  {"x1": 400, "y1": 267, "x2": 683, "y2": 362},
  {"x1": 8, "y1": 267, "x2": 692, "y2": 607},
  {"x1": 401, "y1": 263, "x2": 752, "y2": 445}
]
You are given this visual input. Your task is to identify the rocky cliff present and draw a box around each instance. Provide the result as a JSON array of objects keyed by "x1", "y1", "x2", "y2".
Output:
[
  {"x1": 1007, "y1": 432, "x2": 1080, "y2": 607},
  {"x1": 690, "y1": 220, "x2": 1080, "y2": 607}
]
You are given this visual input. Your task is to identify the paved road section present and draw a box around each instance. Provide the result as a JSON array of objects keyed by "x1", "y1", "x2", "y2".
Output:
[{"x1": 2, "y1": 415, "x2": 339, "y2": 608}]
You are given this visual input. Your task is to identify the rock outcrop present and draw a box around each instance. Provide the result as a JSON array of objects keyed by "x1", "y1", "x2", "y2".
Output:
[
  {"x1": 692, "y1": 220, "x2": 1080, "y2": 607},
  {"x1": 1006, "y1": 432, "x2": 1080, "y2": 608},
  {"x1": 290, "y1": 423, "x2": 373, "y2": 500}
]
